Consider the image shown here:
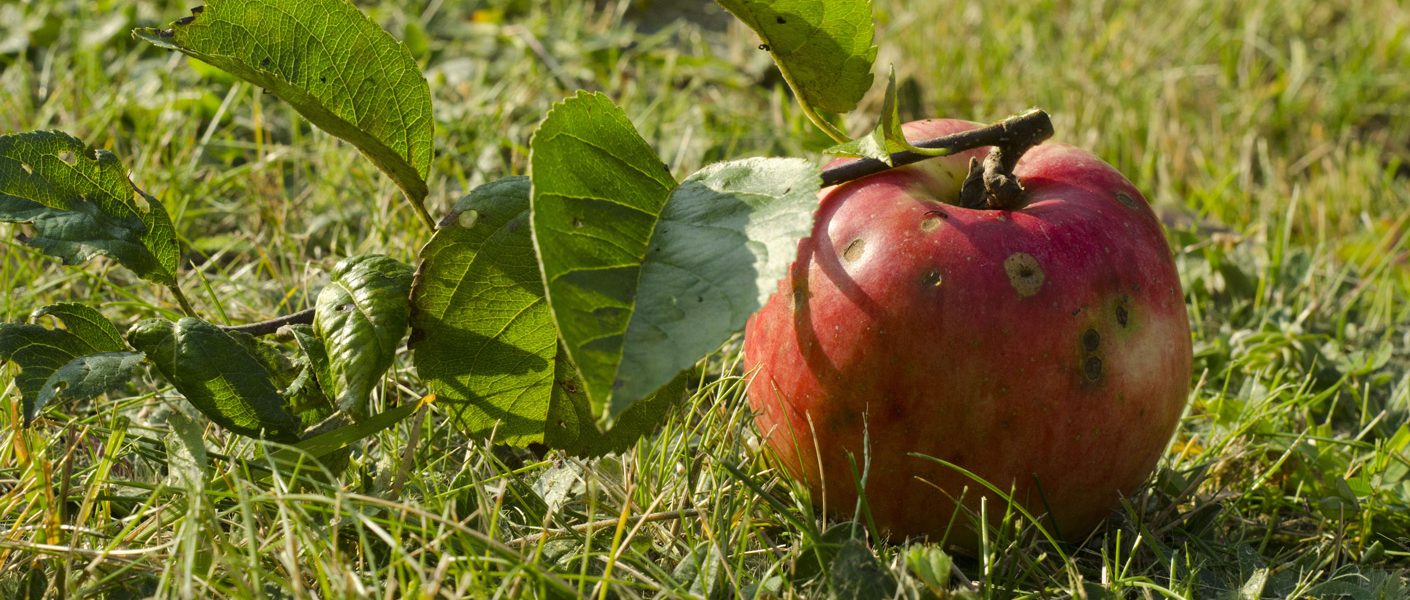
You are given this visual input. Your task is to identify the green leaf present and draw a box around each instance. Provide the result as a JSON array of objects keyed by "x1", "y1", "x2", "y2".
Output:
[
  {"x1": 829, "y1": 538, "x2": 897, "y2": 600},
  {"x1": 412, "y1": 177, "x2": 683, "y2": 453},
  {"x1": 0, "y1": 131, "x2": 180, "y2": 284},
  {"x1": 410, "y1": 177, "x2": 559, "y2": 446},
  {"x1": 313, "y1": 255, "x2": 413, "y2": 419},
  {"x1": 134, "y1": 0, "x2": 435, "y2": 215},
  {"x1": 37, "y1": 352, "x2": 146, "y2": 412},
  {"x1": 2, "y1": 325, "x2": 91, "y2": 422},
  {"x1": 531, "y1": 94, "x2": 820, "y2": 426},
  {"x1": 824, "y1": 66, "x2": 943, "y2": 163},
  {"x1": 1, "y1": 303, "x2": 130, "y2": 422},
  {"x1": 128, "y1": 317, "x2": 300, "y2": 442},
  {"x1": 30, "y1": 303, "x2": 126, "y2": 353},
  {"x1": 905, "y1": 545, "x2": 953, "y2": 597},
  {"x1": 286, "y1": 394, "x2": 429, "y2": 459},
  {"x1": 543, "y1": 357, "x2": 685, "y2": 458},
  {"x1": 716, "y1": 0, "x2": 877, "y2": 114}
]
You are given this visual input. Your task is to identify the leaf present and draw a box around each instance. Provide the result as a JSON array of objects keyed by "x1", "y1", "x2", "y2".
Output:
[
  {"x1": 543, "y1": 355, "x2": 686, "y2": 457},
  {"x1": 0, "y1": 131, "x2": 180, "y2": 284},
  {"x1": 128, "y1": 317, "x2": 300, "y2": 442},
  {"x1": 412, "y1": 177, "x2": 682, "y2": 453},
  {"x1": 905, "y1": 545, "x2": 953, "y2": 597},
  {"x1": 313, "y1": 255, "x2": 413, "y2": 419},
  {"x1": 410, "y1": 177, "x2": 559, "y2": 446},
  {"x1": 134, "y1": 0, "x2": 435, "y2": 212},
  {"x1": 285, "y1": 394, "x2": 430, "y2": 459},
  {"x1": 1, "y1": 303, "x2": 130, "y2": 422},
  {"x1": 823, "y1": 66, "x2": 941, "y2": 163},
  {"x1": 531, "y1": 93, "x2": 820, "y2": 425},
  {"x1": 30, "y1": 303, "x2": 126, "y2": 353},
  {"x1": 829, "y1": 538, "x2": 897, "y2": 600},
  {"x1": 716, "y1": 0, "x2": 877, "y2": 114},
  {"x1": 37, "y1": 352, "x2": 146, "y2": 412}
]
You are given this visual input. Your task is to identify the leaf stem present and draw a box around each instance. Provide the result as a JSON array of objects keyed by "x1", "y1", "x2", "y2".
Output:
[
  {"x1": 408, "y1": 192, "x2": 438, "y2": 232},
  {"x1": 773, "y1": 58, "x2": 851, "y2": 144},
  {"x1": 819, "y1": 108, "x2": 1055, "y2": 190},
  {"x1": 168, "y1": 284, "x2": 198, "y2": 318}
]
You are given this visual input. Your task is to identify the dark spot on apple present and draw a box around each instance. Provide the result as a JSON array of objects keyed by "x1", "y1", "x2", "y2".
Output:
[
  {"x1": 1115, "y1": 190, "x2": 1140, "y2": 209},
  {"x1": 1084, "y1": 356, "x2": 1103, "y2": 382},
  {"x1": 1003, "y1": 253, "x2": 1044, "y2": 297},
  {"x1": 843, "y1": 238, "x2": 866, "y2": 263},
  {"x1": 1116, "y1": 304, "x2": 1129, "y2": 327},
  {"x1": 920, "y1": 215, "x2": 943, "y2": 232},
  {"x1": 1083, "y1": 329, "x2": 1100, "y2": 352},
  {"x1": 921, "y1": 270, "x2": 942, "y2": 288}
]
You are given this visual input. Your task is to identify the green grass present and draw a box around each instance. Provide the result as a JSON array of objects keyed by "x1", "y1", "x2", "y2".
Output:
[{"x1": 3, "y1": 0, "x2": 1410, "y2": 597}]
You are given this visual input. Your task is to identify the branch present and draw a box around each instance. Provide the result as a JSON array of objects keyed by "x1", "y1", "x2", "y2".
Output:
[
  {"x1": 819, "y1": 108, "x2": 1054, "y2": 188},
  {"x1": 220, "y1": 307, "x2": 315, "y2": 336}
]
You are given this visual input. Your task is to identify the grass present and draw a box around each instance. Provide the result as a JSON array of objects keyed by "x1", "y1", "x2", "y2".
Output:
[{"x1": 2, "y1": 0, "x2": 1409, "y2": 596}]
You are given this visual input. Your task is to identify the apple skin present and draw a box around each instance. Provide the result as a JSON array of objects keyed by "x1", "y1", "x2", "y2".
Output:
[{"x1": 742, "y1": 119, "x2": 1191, "y2": 548}]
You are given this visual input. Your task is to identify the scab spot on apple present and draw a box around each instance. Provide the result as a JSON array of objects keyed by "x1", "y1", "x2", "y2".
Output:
[
  {"x1": 1115, "y1": 190, "x2": 1140, "y2": 209},
  {"x1": 842, "y1": 238, "x2": 866, "y2": 263},
  {"x1": 1084, "y1": 356, "x2": 1103, "y2": 382},
  {"x1": 1082, "y1": 329, "x2": 1100, "y2": 352},
  {"x1": 921, "y1": 270, "x2": 942, "y2": 288},
  {"x1": 913, "y1": 211, "x2": 947, "y2": 229},
  {"x1": 1003, "y1": 253, "x2": 1045, "y2": 297},
  {"x1": 1116, "y1": 303, "x2": 1130, "y2": 328}
]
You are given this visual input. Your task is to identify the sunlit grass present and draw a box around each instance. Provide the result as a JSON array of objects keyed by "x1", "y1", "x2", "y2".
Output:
[{"x1": 2, "y1": 0, "x2": 1409, "y2": 596}]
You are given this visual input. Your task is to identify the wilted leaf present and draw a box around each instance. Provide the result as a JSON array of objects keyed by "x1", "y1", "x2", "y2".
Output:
[
  {"x1": 0, "y1": 131, "x2": 180, "y2": 284},
  {"x1": 128, "y1": 317, "x2": 300, "y2": 442},
  {"x1": 314, "y1": 255, "x2": 413, "y2": 419}
]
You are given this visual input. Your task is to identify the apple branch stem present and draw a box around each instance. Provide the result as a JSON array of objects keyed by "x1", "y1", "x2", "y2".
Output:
[
  {"x1": 819, "y1": 108, "x2": 1054, "y2": 192},
  {"x1": 222, "y1": 308, "x2": 315, "y2": 336}
]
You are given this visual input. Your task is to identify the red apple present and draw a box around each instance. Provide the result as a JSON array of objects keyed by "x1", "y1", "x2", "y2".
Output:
[{"x1": 743, "y1": 118, "x2": 1191, "y2": 549}]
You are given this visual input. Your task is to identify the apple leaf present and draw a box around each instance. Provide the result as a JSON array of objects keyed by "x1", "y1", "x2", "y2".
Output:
[
  {"x1": 128, "y1": 317, "x2": 301, "y2": 442},
  {"x1": 716, "y1": 0, "x2": 877, "y2": 115},
  {"x1": 824, "y1": 66, "x2": 936, "y2": 163},
  {"x1": 0, "y1": 131, "x2": 180, "y2": 285},
  {"x1": 313, "y1": 255, "x2": 413, "y2": 419},
  {"x1": 134, "y1": 0, "x2": 435, "y2": 217},
  {"x1": 410, "y1": 177, "x2": 560, "y2": 446},
  {"x1": 1, "y1": 303, "x2": 131, "y2": 422},
  {"x1": 37, "y1": 352, "x2": 147, "y2": 414},
  {"x1": 412, "y1": 177, "x2": 685, "y2": 452},
  {"x1": 530, "y1": 92, "x2": 820, "y2": 426},
  {"x1": 544, "y1": 356, "x2": 686, "y2": 458}
]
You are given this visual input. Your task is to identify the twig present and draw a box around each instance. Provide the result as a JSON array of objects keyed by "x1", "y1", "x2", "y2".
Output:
[
  {"x1": 819, "y1": 109, "x2": 1054, "y2": 188},
  {"x1": 219, "y1": 308, "x2": 316, "y2": 336}
]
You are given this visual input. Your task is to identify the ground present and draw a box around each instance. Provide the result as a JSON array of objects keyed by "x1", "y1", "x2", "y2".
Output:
[{"x1": 1, "y1": 0, "x2": 1409, "y2": 597}]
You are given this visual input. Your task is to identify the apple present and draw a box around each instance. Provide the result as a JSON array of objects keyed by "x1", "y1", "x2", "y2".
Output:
[{"x1": 743, "y1": 118, "x2": 1191, "y2": 549}]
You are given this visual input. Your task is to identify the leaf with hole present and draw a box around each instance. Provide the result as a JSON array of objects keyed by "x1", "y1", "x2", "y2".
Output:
[
  {"x1": 134, "y1": 0, "x2": 435, "y2": 219},
  {"x1": 715, "y1": 0, "x2": 877, "y2": 114},
  {"x1": 0, "y1": 131, "x2": 180, "y2": 284},
  {"x1": 314, "y1": 255, "x2": 413, "y2": 419},
  {"x1": 1, "y1": 303, "x2": 129, "y2": 422},
  {"x1": 128, "y1": 317, "x2": 300, "y2": 442},
  {"x1": 530, "y1": 92, "x2": 819, "y2": 426}
]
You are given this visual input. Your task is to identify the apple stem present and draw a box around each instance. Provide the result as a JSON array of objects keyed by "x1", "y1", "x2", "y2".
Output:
[{"x1": 819, "y1": 108, "x2": 1055, "y2": 209}]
